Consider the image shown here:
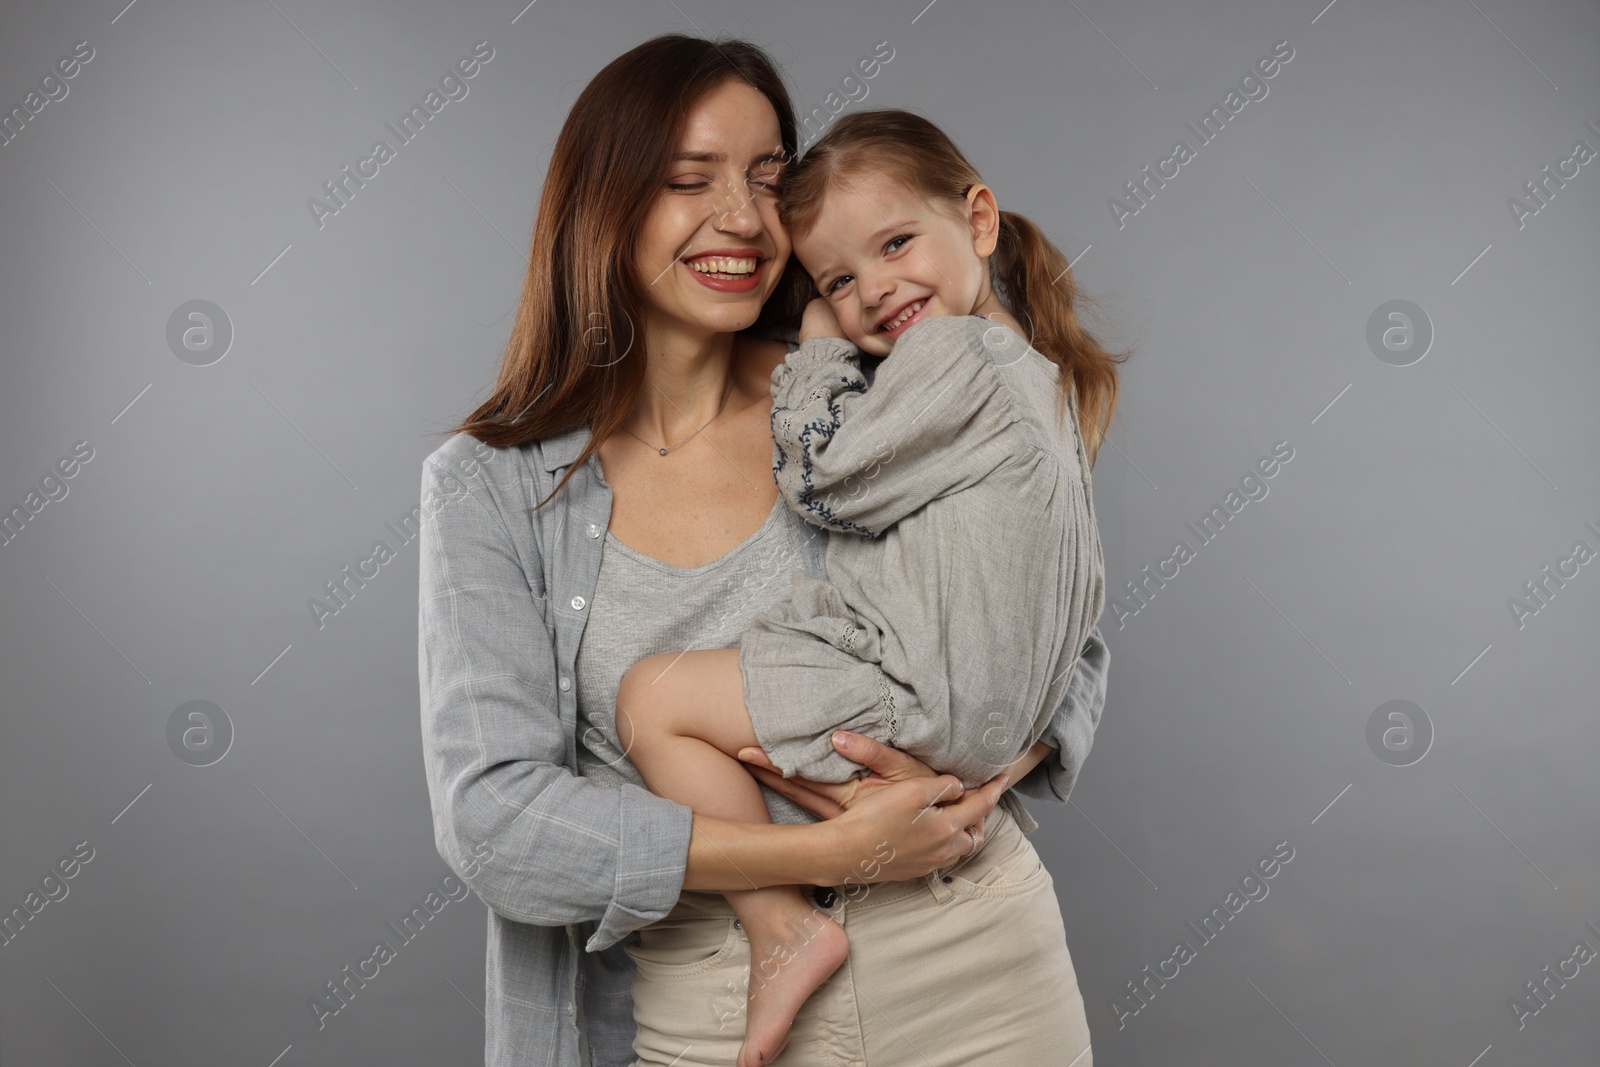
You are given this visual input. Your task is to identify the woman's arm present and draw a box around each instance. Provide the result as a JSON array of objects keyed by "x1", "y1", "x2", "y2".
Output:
[
  {"x1": 1008, "y1": 739, "x2": 1056, "y2": 783},
  {"x1": 682, "y1": 767, "x2": 1010, "y2": 891},
  {"x1": 737, "y1": 623, "x2": 1109, "y2": 816},
  {"x1": 418, "y1": 454, "x2": 1001, "y2": 949},
  {"x1": 769, "y1": 314, "x2": 1018, "y2": 538},
  {"x1": 418, "y1": 456, "x2": 693, "y2": 952}
]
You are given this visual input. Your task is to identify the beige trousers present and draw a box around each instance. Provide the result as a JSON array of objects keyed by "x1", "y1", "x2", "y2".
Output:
[{"x1": 625, "y1": 804, "x2": 1093, "y2": 1066}]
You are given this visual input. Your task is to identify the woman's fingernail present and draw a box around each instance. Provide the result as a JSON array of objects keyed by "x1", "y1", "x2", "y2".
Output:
[
  {"x1": 832, "y1": 731, "x2": 851, "y2": 749},
  {"x1": 737, "y1": 748, "x2": 754, "y2": 761},
  {"x1": 999, "y1": 774, "x2": 1011, "y2": 788}
]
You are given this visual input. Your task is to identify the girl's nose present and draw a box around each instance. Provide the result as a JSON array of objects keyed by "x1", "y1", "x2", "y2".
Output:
[{"x1": 864, "y1": 274, "x2": 895, "y2": 308}]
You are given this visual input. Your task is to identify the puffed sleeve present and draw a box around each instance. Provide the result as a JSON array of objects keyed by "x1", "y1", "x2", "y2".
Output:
[
  {"x1": 768, "y1": 315, "x2": 1023, "y2": 538},
  {"x1": 417, "y1": 456, "x2": 692, "y2": 952}
]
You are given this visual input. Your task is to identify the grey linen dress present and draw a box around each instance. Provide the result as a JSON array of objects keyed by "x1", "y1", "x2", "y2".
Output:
[{"x1": 739, "y1": 314, "x2": 1107, "y2": 789}]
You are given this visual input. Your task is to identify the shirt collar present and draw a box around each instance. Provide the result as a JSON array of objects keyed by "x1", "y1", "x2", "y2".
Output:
[{"x1": 539, "y1": 423, "x2": 593, "y2": 472}]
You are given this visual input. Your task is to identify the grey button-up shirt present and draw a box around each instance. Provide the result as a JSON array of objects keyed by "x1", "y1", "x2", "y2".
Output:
[{"x1": 417, "y1": 383, "x2": 1110, "y2": 1067}]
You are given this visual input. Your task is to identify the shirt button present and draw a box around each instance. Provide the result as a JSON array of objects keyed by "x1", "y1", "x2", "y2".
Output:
[
  {"x1": 570, "y1": 595, "x2": 586, "y2": 610},
  {"x1": 565, "y1": 1001, "x2": 575, "y2": 1016},
  {"x1": 587, "y1": 523, "x2": 601, "y2": 538},
  {"x1": 559, "y1": 677, "x2": 571, "y2": 692}
]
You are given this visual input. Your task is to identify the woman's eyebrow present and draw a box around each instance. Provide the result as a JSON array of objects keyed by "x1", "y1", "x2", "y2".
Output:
[{"x1": 673, "y1": 150, "x2": 786, "y2": 167}]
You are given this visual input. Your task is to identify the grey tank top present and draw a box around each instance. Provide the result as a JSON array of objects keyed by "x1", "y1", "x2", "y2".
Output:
[{"x1": 575, "y1": 493, "x2": 828, "y2": 825}]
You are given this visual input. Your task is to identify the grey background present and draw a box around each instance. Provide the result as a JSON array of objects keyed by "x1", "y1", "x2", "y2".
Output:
[{"x1": 2, "y1": 0, "x2": 1596, "y2": 1063}]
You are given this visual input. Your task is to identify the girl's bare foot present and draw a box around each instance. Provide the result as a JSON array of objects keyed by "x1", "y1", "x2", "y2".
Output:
[{"x1": 736, "y1": 909, "x2": 849, "y2": 1067}]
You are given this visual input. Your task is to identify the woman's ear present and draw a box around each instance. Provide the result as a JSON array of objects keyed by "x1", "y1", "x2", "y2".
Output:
[{"x1": 966, "y1": 183, "x2": 1003, "y2": 258}]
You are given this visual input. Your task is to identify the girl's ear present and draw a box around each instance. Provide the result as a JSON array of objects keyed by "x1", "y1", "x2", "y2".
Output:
[{"x1": 965, "y1": 183, "x2": 1003, "y2": 258}]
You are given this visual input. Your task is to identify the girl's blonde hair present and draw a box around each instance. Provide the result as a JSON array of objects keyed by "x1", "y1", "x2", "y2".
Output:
[{"x1": 780, "y1": 109, "x2": 1127, "y2": 464}]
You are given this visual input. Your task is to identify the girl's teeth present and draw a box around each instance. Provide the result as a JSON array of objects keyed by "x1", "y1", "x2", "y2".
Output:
[
  {"x1": 883, "y1": 300, "x2": 925, "y2": 330},
  {"x1": 689, "y1": 256, "x2": 757, "y2": 276}
]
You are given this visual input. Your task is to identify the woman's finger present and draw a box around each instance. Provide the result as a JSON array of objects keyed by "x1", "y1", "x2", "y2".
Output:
[
  {"x1": 935, "y1": 770, "x2": 1009, "y2": 832},
  {"x1": 910, "y1": 773, "x2": 967, "y2": 812},
  {"x1": 736, "y1": 746, "x2": 779, "y2": 772},
  {"x1": 832, "y1": 731, "x2": 938, "y2": 781},
  {"x1": 743, "y1": 764, "x2": 848, "y2": 820}
]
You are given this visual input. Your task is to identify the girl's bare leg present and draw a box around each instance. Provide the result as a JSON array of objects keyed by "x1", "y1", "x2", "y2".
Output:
[{"x1": 616, "y1": 648, "x2": 849, "y2": 1067}]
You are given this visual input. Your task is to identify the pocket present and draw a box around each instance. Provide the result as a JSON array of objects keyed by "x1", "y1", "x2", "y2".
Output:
[
  {"x1": 623, "y1": 915, "x2": 743, "y2": 977},
  {"x1": 943, "y1": 815, "x2": 1051, "y2": 900}
]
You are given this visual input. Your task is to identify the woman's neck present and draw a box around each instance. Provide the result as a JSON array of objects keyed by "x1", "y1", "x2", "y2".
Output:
[{"x1": 630, "y1": 321, "x2": 741, "y2": 442}]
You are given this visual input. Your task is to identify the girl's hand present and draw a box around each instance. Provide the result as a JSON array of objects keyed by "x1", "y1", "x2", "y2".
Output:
[
  {"x1": 738, "y1": 731, "x2": 1003, "y2": 883},
  {"x1": 799, "y1": 297, "x2": 847, "y2": 344}
]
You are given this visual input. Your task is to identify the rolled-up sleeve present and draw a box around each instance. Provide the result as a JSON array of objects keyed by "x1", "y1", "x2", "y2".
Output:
[
  {"x1": 1012, "y1": 623, "x2": 1109, "y2": 803},
  {"x1": 417, "y1": 457, "x2": 692, "y2": 951}
]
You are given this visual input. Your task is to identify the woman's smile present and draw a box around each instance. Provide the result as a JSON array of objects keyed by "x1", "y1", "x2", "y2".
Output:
[{"x1": 683, "y1": 248, "x2": 767, "y2": 292}]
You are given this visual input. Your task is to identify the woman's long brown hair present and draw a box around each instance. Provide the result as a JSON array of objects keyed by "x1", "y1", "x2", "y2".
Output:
[
  {"x1": 779, "y1": 109, "x2": 1128, "y2": 464},
  {"x1": 444, "y1": 34, "x2": 808, "y2": 507}
]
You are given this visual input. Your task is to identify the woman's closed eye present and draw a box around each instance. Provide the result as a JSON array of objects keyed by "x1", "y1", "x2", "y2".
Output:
[
  {"x1": 668, "y1": 170, "x2": 782, "y2": 195},
  {"x1": 665, "y1": 175, "x2": 746, "y2": 192}
]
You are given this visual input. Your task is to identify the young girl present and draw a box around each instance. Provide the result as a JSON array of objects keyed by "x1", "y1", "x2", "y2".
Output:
[{"x1": 614, "y1": 109, "x2": 1119, "y2": 1067}]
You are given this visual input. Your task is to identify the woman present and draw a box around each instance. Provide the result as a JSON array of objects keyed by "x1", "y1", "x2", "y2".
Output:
[{"x1": 417, "y1": 33, "x2": 1110, "y2": 1067}]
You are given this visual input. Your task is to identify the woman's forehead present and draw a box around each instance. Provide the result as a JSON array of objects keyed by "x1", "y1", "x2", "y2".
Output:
[{"x1": 677, "y1": 80, "x2": 781, "y2": 157}]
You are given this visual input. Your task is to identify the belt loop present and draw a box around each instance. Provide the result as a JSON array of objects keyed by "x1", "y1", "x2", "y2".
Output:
[{"x1": 925, "y1": 866, "x2": 956, "y2": 903}]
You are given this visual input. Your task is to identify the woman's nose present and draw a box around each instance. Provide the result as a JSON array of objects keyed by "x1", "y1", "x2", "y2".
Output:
[{"x1": 709, "y1": 178, "x2": 763, "y2": 236}]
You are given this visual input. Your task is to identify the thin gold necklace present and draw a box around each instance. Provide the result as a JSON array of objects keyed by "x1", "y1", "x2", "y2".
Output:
[{"x1": 623, "y1": 377, "x2": 735, "y2": 456}]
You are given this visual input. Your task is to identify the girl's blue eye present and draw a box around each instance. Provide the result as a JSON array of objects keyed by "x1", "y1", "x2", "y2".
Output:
[
  {"x1": 667, "y1": 181, "x2": 709, "y2": 191},
  {"x1": 827, "y1": 275, "x2": 853, "y2": 294},
  {"x1": 885, "y1": 235, "x2": 911, "y2": 253}
]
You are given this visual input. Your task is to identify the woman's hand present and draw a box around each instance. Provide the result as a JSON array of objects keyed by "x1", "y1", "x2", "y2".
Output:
[
  {"x1": 737, "y1": 731, "x2": 1052, "y2": 817},
  {"x1": 799, "y1": 297, "x2": 847, "y2": 344},
  {"x1": 737, "y1": 731, "x2": 935, "y2": 817},
  {"x1": 737, "y1": 731, "x2": 1007, "y2": 885}
]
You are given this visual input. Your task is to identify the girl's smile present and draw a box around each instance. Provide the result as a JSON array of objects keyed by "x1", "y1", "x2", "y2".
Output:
[
  {"x1": 875, "y1": 296, "x2": 931, "y2": 338},
  {"x1": 791, "y1": 168, "x2": 1011, "y2": 357}
]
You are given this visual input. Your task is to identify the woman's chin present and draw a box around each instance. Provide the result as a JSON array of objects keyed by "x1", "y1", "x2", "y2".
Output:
[
  {"x1": 642, "y1": 301, "x2": 755, "y2": 340},
  {"x1": 693, "y1": 296, "x2": 769, "y2": 334},
  {"x1": 707, "y1": 305, "x2": 764, "y2": 334}
]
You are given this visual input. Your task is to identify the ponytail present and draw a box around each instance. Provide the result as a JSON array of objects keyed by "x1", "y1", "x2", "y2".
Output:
[{"x1": 992, "y1": 209, "x2": 1126, "y2": 464}]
